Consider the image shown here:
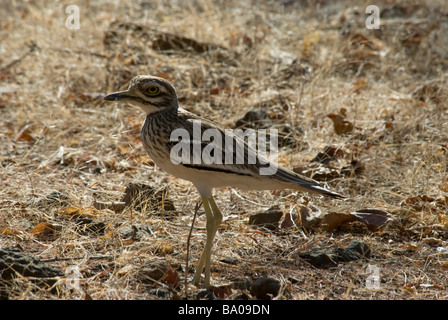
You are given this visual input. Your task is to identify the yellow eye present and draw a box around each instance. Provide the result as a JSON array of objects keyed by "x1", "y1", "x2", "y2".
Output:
[{"x1": 146, "y1": 85, "x2": 160, "y2": 96}]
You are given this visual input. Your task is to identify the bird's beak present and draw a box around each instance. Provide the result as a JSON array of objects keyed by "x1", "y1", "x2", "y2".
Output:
[{"x1": 104, "y1": 90, "x2": 134, "y2": 101}]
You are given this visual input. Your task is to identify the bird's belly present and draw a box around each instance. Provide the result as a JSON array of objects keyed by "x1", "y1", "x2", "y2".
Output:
[{"x1": 152, "y1": 158, "x2": 284, "y2": 191}]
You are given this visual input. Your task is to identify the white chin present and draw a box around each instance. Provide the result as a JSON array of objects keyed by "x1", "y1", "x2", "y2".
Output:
[{"x1": 129, "y1": 101, "x2": 160, "y2": 115}]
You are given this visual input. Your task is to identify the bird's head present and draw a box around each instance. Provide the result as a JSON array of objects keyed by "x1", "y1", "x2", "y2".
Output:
[{"x1": 104, "y1": 75, "x2": 178, "y2": 114}]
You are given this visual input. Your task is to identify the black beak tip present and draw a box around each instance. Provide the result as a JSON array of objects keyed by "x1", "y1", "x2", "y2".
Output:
[
  {"x1": 104, "y1": 91, "x2": 130, "y2": 101},
  {"x1": 104, "y1": 94, "x2": 119, "y2": 101}
]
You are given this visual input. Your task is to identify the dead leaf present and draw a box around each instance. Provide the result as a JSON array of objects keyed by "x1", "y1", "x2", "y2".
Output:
[
  {"x1": 122, "y1": 238, "x2": 134, "y2": 246},
  {"x1": 350, "y1": 209, "x2": 395, "y2": 231},
  {"x1": 280, "y1": 212, "x2": 298, "y2": 229},
  {"x1": 0, "y1": 227, "x2": 22, "y2": 236},
  {"x1": 320, "y1": 212, "x2": 357, "y2": 232},
  {"x1": 209, "y1": 284, "x2": 233, "y2": 299},
  {"x1": 299, "y1": 204, "x2": 322, "y2": 228},
  {"x1": 327, "y1": 110, "x2": 354, "y2": 135},
  {"x1": 351, "y1": 77, "x2": 368, "y2": 94},
  {"x1": 58, "y1": 205, "x2": 99, "y2": 219},
  {"x1": 84, "y1": 291, "x2": 93, "y2": 300},
  {"x1": 301, "y1": 207, "x2": 394, "y2": 232},
  {"x1": 15, "y1": 124, "x2": 36, "y2": 143},
  {"x1": 163, "y1": 267, "x2": 180, "y2": 288},
  {"x1": 401, "y1": 285, "x2": 417, "y2": 295},
  {"x1": 31, "y1": 222, "x2": 59, "y2": 236}
]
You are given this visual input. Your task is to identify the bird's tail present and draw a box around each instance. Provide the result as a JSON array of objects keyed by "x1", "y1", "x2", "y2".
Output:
[{"x1": 273, "y1": 166, "x2": 345, "y2": 199}]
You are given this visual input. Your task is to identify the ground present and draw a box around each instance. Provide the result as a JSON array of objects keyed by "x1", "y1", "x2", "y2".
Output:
[{"x1": 0, "y1": 0, "x2": 447, "y2": 300}]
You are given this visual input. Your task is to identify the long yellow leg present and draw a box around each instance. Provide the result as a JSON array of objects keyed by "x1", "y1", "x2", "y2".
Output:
[
  {"x1": 193, "y1": 198, "x2": 211, "y2": 285},
  {"x1": 208, "y1": 197, "x2": 223, "y2": 234},
  {"x1": 192, "y1": 196, "x2": 223, "y2": 287}
]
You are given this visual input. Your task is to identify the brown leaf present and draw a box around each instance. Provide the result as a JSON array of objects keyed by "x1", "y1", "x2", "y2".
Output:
[
  {"x1": 0, "y1": 227, "x2": 22, "y2": 236},
  {"x1": 350, "y1": 209, "x2": 395, "y2": 231},
  {"x1": 58, "y1": 205, "x2": 99, "y2": 219},
  {"x1": 299, "y1": 204, "x2": 322, "y2": 228},
  {"x1": 327, "y1": 113, "x2": 354, "y2": 135},
  {"x1": 84, "y1": 291, "x2": 93, "y2": 300},
  {"x1": 31, "y1": 222, "x2": 58, "y2": 236},
  {"x1": 15, "y1": 124, "x2": 36, "y2": 143},
  {"x1": 320, "y1": 212, "x2": 357, "y2": 232},
  {"x1": 163, "y1": 267, "x2": 180, "y2": 288},
  {"x1": 351, "y1": 77, "x2": 368, "y2": 94},
  {"x1": 402, "y1": 195, "x2": 435, "y2": 204},
  {"x1": 280, "y1": 212, "x2": 298, "y2": 229},
  {"x1": 209, "y1": 284, "x2": 233, "y2": 299},
  {"x1": 300, "y1": 204, "x2": 395, "y2": 232}
]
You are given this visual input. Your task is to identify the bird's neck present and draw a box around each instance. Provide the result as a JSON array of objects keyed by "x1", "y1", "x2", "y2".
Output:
[{"x1": 142, "y1": 104, "x2": 179, "y2": 116}]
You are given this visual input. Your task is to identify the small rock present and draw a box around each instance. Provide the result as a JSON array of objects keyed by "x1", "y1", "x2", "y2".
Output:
[
  {"x1": 250, "y1": 277, "x2": 281, "y2": 300},
  {"x1": 298, "y1": 249, "x2": 339, "y2": 269},
  {"x1": 0, "y1": 247, "x2": 64, "y2": 299},
  {"x1": 249, "y1": 206, "x2": 283, "y2": 231},
  {"x1": 136, "y1": 261, "x2": 170, "y2": 283},
  {"x1": 299, "y1": 240, "x2": 371, "y2": 269},
  {"x1": 336, "y1": 240, "x2": 371, "y2": 262}
]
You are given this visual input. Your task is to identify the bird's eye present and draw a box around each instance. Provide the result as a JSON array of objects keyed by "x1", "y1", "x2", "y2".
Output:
[{"x1": 146, "y1": 85, "x2": 160, "y2": 96}]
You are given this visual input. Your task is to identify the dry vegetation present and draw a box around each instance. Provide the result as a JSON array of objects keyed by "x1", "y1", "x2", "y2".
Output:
[{"x1": 0, "y1": 0, "x2": 447, "y2": 300}]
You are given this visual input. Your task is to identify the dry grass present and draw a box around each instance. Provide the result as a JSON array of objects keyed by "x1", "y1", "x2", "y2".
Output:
[{"x1": 0, "y1": 0, "x2": 447, "y2": 300}]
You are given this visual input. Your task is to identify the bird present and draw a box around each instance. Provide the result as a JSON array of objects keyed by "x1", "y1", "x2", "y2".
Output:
[{"x1": 104, "y1": 75, "x2": 344, "y2": 288}]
